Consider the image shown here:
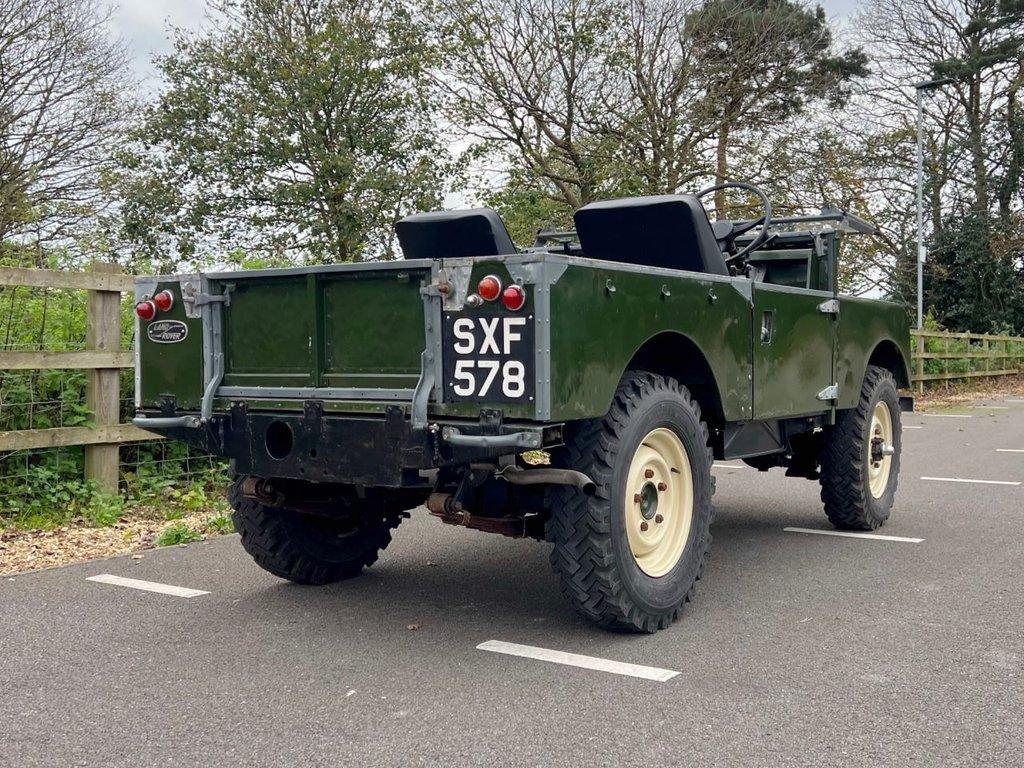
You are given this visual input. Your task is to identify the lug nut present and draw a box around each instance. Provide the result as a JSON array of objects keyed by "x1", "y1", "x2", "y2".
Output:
[
  {"x1": 640, "y1": 521, "x2": 649, "y2": 532},
  {"x1": 655, "y1": 514, "x2": 664, "y2": 524},
  {"x1": 644, "y1": 469, "x2": 654, "y2": 479},
  {"x1": 657, "y1": 482, "x2": 667, "y2": 491},
  {"x1": 633, "y1": 493, "x2": 641, "y2": 503}
]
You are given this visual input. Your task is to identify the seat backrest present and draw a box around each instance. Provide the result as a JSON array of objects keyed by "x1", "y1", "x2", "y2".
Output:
[
  {"x1": 395, "y1": 208, "x2": 517, "y2": 260},
  {"x1": 572, "y1": 195, "x2": 729, "y2": 276}
]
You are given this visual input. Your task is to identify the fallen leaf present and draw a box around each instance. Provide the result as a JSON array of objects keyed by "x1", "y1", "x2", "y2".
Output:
[{"x1": 406, "y1": 623, "x2": 421, "y2": 631}]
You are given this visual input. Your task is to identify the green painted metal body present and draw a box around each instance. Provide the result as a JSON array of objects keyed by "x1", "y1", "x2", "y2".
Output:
[{"x1": 136, "y1": 252, "x2": 910, "y2": 441}]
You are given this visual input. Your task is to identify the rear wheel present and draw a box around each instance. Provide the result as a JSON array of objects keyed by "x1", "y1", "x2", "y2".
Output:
[
  {"x1": 819, "y1": 366, "x2": 902, "y2": 530},
  {"x1": 228, "y1": 477, "x2": 401, "y2": 584},
  {"x1": 548, "y1": 372, "x2": 715, "y2": 633}
]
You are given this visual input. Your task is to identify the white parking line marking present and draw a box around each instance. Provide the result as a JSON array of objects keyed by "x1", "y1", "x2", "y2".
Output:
[
  {"x1": 970, "y1": 405, "x2": 1009, "y2": 410},
  {"x1": 922, "y1": 413, "x2": 972, "y2": 418},
  {"x1": 713, "y1": 463, "x2": 749, "y2": 470},
  {"x1": 1006, "y1": 399, "x2": 1024, "y2": 403},
  {"x1": 997, "y1": 449, "x2": 1024, "y2": 453},
  {"x1": 86, "y1": 574, "x2": 209, "y2": 598},
  {"x1": 903, "y1": 425, "x2": 923, "y2": 429},
  {"x1": 920, "y1": 476, "x2": 1021, "y2": 486},
  {"x1": 784, "y1": 527, "x2": 923, "y2": 543},
  {"x1": 477, "y1": 640, "x2": 679, "y2": 682}
]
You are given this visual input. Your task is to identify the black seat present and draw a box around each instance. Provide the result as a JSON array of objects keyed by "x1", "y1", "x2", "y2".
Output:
[
  {"x1": 572, "y1": 195, "x2": 729, "y2": 276},
  {"x1": 395, "y1": 208, "x2": 517, "y2": 260}
]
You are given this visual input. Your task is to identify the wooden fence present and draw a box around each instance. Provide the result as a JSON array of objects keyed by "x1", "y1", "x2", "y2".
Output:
[
  {"x1": 910, "y1": 329, "x2": 1024, "y2": 393},
  {"x1": 0, "y1": 263, "x2": 160, "y2": 491},
  {"x1": 1, "y1": 264, "x2": 1023, "y2": 490}
]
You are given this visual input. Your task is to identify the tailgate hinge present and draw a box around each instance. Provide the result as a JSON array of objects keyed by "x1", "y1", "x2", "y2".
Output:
[
  {"x1": 817, "y1": 384, "x2": 839, "y2": 401},
  {"x1": 817, "y1": 299, "x2": 840, "y2": 315}
]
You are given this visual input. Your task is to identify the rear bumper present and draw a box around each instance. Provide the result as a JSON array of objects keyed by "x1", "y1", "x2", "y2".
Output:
[{"x1": 134, "y1": 406, "x2": 556, "y2": 487}]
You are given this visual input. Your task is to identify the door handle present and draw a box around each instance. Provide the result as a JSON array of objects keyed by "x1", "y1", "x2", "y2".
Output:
[{"x1": 760, "y1": 310, "x2": 775, "y2": 344}]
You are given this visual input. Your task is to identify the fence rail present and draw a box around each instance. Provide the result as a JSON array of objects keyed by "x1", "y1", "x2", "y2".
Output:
[
  {"x1": 910, "y1": 329, "x2": 1024, "y2": 391},
  {"x1": 0, "y1": 263, "x2": 159, "y2": 490}
]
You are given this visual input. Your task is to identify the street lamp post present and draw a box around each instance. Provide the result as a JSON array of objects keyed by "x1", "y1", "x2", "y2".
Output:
[{"x1": 914, "y1": 77, "x2": 955, "y2": 330}]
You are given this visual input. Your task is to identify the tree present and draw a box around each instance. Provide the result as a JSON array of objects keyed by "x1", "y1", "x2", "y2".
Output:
[
  {"x1": 122, "y1": 0, "x2": 451, "y2": 267},
  {"x1": 685, "y1": 0, "x2": 868, "y2": 216},
  {"x1": 435, "y1": 0, "x2": 625, "y2": 222},
  {"x1": 926, "y1": 211, "x2": 1024, "y2": 333},
  {"x1": 0, "y1": 0, "x2": 129, "y2": 255}
]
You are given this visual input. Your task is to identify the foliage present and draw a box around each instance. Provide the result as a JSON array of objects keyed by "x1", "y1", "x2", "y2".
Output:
[
  {"x1": 155, "y1": 522, "x2": 205, "y2": 547},
  {"x1": 117, "y1": 0, "x2": 452, "y2": 269},
  {"x1": 925, "y1": 212, "x2": 1024, "y2": 333}
]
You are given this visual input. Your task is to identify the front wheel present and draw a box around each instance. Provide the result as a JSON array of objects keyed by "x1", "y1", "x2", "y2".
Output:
[
  {"x1": 548, "y1": 372, "x2": 715, "y2": 633},
  {"x1": 819, "y1": 365, "x2": 902, "y2": 530}
]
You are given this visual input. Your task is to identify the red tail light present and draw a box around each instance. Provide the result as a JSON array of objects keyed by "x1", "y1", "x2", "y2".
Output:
[
  {"x1": 501, "y1": 284, "x2": 526, "y2": 311},
  {"x1": 478, "y1": 275, "x2": 502, "y2": 301},
  {"x1": 135, "y1": 300, "x2": 157, "y2": 321},
  {"x1": 153, "y1": 290, "x2": 174, "y2": 312}
]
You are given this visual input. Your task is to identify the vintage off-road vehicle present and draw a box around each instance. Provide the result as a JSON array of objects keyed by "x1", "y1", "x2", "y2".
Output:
[{"x1": 134, "y1": 182, "x2": 911, "y2": 632}]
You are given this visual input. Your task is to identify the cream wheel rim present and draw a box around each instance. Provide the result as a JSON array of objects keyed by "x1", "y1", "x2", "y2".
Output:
[
  {"x1": 625, "y1": 428, "x2": 694, "y2": 577},
  {"x1": 867, "y1": 401, "x2": 894, "y2": 498}
]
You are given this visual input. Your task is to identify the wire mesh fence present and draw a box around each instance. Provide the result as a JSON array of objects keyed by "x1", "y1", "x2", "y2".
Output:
[{"x1": 0, "y1": 279, "x2": 225, "y2": 511}]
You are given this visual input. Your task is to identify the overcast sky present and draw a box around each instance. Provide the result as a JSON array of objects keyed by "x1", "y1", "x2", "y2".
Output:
[{"x1": 109, "y1": 0, "x2": 863, "y2": 91}]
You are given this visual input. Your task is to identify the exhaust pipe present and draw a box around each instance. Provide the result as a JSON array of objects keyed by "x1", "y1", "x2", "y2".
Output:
[{"x1": 490, "y1": 464, "x2": 597, "y2": 495}]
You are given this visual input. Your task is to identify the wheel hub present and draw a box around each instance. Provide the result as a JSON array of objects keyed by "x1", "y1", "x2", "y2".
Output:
[
  {"x1": 639, "y1": 481, "x2": 659, "y2": 520},
  {"x1": 625, "y1": 428, "x2": 694, "y2": 577},
  {"x1": 867, "y1": 401, "x2": 895, "y2": 499}
]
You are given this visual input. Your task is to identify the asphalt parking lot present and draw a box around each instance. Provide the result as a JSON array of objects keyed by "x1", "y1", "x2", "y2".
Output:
[{"x1": 3, "y1": 398, "x2": 1023, "y2": 768}]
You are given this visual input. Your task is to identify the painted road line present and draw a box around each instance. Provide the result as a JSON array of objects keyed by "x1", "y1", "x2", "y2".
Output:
[
  {"x1": 996, "y1": 449, "x2": 1024, "y2": 453},
  {"x1": 784, "y1": 527, "x2": 924, "y2": 544},
  {"x1": 921, "y1": 413, "x2": 972, "y2": 419},
  {"x1": 970, "y1": 405, "x2": 1009, "y2": 410},
  {"x1": 1006, "y1": 399, "x2": 1024, "y2": 404},
  {"x1": 920, "y1": 476, "x2": 1021, "y2": 486},
  {"x1": 903, "y1": 425, "x2": 923, "y2": 429},
  {"x1": 477, "y1": 640, "x2": 679, "y2": 682},
  {"x1": 86, "y1": 574, "x2": 210, "y2": 598},
  {"x1": 713, "y1": 463, "x2": 749, "y2": 470}
]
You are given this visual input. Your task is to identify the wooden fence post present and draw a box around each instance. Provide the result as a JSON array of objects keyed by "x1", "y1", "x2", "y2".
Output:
[
  {"x1": 915, "y1": 333, "x2": 925, "y2": 394},
  {"x1": 84, "y1": 262, "x2": 122, "y2": 492}
]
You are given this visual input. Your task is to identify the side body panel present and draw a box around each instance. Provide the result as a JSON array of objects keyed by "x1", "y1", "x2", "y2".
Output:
[
  {"x1": 751, "y1": 284, "x2": 835, "y2": 419},
  {"x1": 835, "y1": 296, "x2": 912, "y2": 408},
  {"x1": 546, "y1": 264, "x2": 754, "y2": 422}
]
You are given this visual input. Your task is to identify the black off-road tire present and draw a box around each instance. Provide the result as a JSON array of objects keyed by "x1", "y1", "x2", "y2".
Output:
[
  {"x1": 819, "y1": 365, "x2": 902, "y2": 530},
  {"x1": 547, "y1": 371, "x2": 715, "y2": 633},
  {"x1": 228, "y1": 477, "x2": 399, "y2": 585}
]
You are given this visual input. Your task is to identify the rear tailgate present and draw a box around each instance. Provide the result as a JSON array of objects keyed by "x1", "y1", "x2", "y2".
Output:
[
  {"x1": 136, "y1": 262, "x2": 432, "y2": 414},
  {"x1": 217, "y1": 266, "x2": 429, "y2": 395},
  {"x1": 136, "y1": 257, "x2": 551, "y2": 425}
]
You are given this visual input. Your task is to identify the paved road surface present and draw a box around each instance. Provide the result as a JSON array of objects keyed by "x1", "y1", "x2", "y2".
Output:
[{"x1": 3, "y1": 398, "x2": 1022, "y2": 767}]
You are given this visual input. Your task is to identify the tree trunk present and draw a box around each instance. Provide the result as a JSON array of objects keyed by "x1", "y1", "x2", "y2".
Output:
[
  {"x1": 714, "y1": 121, "x2": 730, "y2": 219},
  {"x1": 967, "y1": 75, "x2": 989, "y2": 216}
]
